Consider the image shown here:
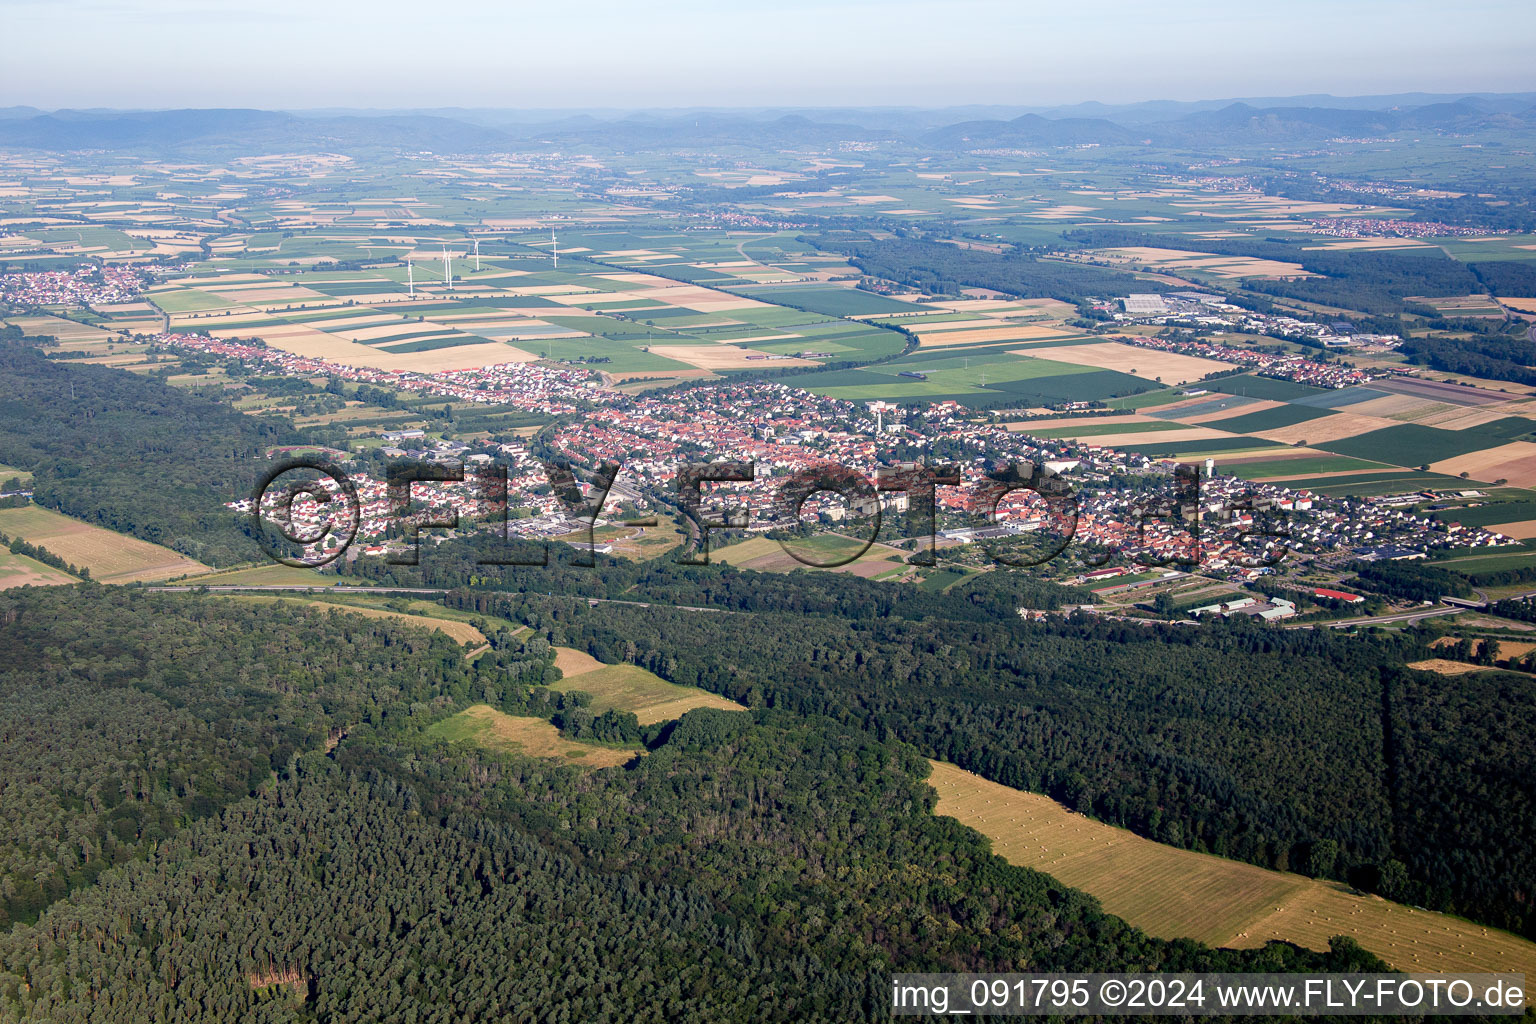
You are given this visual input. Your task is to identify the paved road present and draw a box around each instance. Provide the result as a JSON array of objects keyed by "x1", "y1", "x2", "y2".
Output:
[
  {"x1": 151, "y1": 584, "x2": 448, "y2": 595},
  {"x1": 146, "y1": 584, "x2": 730, "y2": 614},
  {"x1": 1317, "y1": 605, "x2": 1463, "y2": 629}
]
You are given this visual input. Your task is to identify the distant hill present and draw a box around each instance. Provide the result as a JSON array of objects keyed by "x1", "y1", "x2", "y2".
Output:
[
  {"x1": 0, "y1": 108, "x2": 516, "y2": 154},
  {"x1": 924, "y1": 113, "x2": 1140, "y2": 148},
  {"x1": 1, "y1": 92, "x2": 1533, "y2": 154}
]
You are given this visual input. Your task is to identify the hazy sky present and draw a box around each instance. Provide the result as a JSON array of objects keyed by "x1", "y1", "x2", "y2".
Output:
[{"x1": 4, "y1": 0, "x2": 1534, "y2": 110}]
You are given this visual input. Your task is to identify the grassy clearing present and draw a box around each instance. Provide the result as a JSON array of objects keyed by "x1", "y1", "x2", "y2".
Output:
[
  {"x1": 0, "y1": 463, "x2": 33, "y2": 487},
  {"x1": 549, "y1": 646, "x2": 746, "y2": 725},
  {"x1": 427, "y1": 705, "x2": 636, "y2": 767},
  {"x1": 0, "y1": 506, "x2": 208, "y2": 583},
  {"x1": 928, "y1": 760, "x2": 1536, "y2": 976}
]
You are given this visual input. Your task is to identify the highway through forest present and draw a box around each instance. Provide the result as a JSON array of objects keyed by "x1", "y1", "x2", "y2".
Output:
[{"x1": 146, "y1": 584, "x2": 731, "y2": 613}]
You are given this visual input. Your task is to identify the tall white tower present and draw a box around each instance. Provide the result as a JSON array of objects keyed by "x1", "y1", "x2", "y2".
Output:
[
  {"x1": 551, "y1": 228, "x2": 558, "y2": 270},
  {"x1": 407, "y1": 258, "x2": 414, "y2": 297},
  {"x1": 473, "y1": 237, "x2": 480, "y2": 272},
  {"x1": 441, "y1": 246, "x2": 453, "y2": 291}
]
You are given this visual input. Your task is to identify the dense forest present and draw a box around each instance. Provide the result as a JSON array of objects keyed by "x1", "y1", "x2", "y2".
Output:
[
  {"x1": 804, "y1": 233, "x2": 1169, "y2": 303},
  {"x1": 1471, "y1": 260, "x2": 1536, "y2": 298},
  {"x1": 0, "y1": 344, "x2": 298, "y2": 566},
  {"x1": 0, "y1": 588, "x2": 1386, "y2": 1021},
  {"x1": 1064, "y1": 228, "x2": 1484, "y2": 315},
  {"x1": 332, "y1": 532, "x2": 1095, "y2": 615},
  {"x1": 435, "y1": 578, "x2": 1536, "y2": 939},
  {"x1": 1399, "y1": 328, "x2": 1536, "y2": 385}
]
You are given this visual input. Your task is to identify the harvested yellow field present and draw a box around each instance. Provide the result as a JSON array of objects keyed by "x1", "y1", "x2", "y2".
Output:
[
  {"x1": 1407, "y1": 658, "x2": 1491, "y2": 676},
  {"x1": 3, "y1": 314, "x2": 118, "y2": 343},
  {"x1": 1498, "y1": 297, "x2": 1536, "y2": 312},
  {"x1": 1094, "y1": 246, "x2": 1311, "y2": 279},
  {"x1": 1309, "y1": 239, "x2": 1432, "y2": 250},
  {"x1": 1253, "y1": 413, "x2": 1398, "y2": 445},
  {"x1": 917, "y1": 324, "x2": 1077, "y2": 347},
  {"x1": 1348, "y1": 394, "x2": 1454, "y2": 422},
  {"x1": 646, "y1": 344, "x2": 818, "y2": 370},
  {"x1": 908, "y1": 318, "x2": 1014, "y2": 333},
  {"x1": 1428, "y1": 638, "x2": 1536, "y2": 664},
  {"x1": 928, "y1": 761, "x2": 1536, "y2": 976},
  {"x1": 1431, "y1": 442, "x2": 1536, "y2": 487},
  {"x1": 554, "y1": 647, "x2": 606, "y2": 676},
  {"x1": 428, "y1": 705, "x2": 636, "y2": 767},
  {"x1": 550, "y1": 646, "x2": 747, "y2": 725},
  {"x1": 1496, "y1": 640, "x2": 1536, "y2": 661},
  {"x1": 1021, "y1": 341, "x2": 1235, "y2": 384},
  {"x1": 1489, "y1": 520, "x2": 1536, "y2": 540},
  {"x1": 0, "y1": 506, "x2": 207, "y2": 583},
  {"x1": 1419, "y1": 404, "x2": 1536, "y2": 430},
  {"x1": 0, "y1": 548, "x2": 76, "y2": 590},
  {"x1": 211, "y1": 323, "x2": 532, "y2": 372}
]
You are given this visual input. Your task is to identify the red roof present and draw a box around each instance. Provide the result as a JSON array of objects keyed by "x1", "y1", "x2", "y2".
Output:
[{"x1": 1314, "y1": 588, "x2": 1364, "y2": 602}]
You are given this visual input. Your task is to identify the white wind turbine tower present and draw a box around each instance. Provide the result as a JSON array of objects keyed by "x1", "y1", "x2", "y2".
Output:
[
  {"x1": 551, "y1": 228, "x2": 558, "y2": 269},
  {"x1": 472, "y1": 237, "x2": 480, "y2": 272},
  {"x1": 441, "y1": 245, "x2": 453, "y2": 291},
  {"x1": 406, "y1": 258, "x2": 414, "y2": 297}
]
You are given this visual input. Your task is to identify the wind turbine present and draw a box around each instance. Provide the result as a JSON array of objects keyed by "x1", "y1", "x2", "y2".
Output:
[
  {"x1": 551, "y1": 228, "x2": 558, "y2": 270},
  {"x1": 472, "y1": 237, "x2": 480, "y2": 272},
  {"x1": 441, "y1": 245, "x2": 453, "y2": 291},
  {"x1": 407, "y1": 258, "x2": 414, "y2": 297}
]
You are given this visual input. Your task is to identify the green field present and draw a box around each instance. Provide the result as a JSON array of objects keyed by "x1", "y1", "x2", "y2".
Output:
[
  {"x1": 427, "y1": 705, "x2": 636, "y2": 767},
  {"x1": 549, "y1": 648, "x2": 747, "y2": 725},
  {"x1": 1208, "y1": 375, "x2": 1329, "y2": 401},
  {"x1": 1026, "y1": 420, "x2": 1190, "y2": 439},
  {"x1": 1224, "y1": 455, "x2": 1392, "y2": 479},
  {"x1": 181, "y1": 563, "x2": 344, "y2": 587},
  {"x1": 152, "y1": 288, "x2": 238, "y2": 313},
  {"x1": 734, "y1": 285, "x2": 929, "y2": 316},
  {"x1": 1207, "y1": 404, "x2": 1332, "y2": 433},
  {"x1": 1319, "y1": 424, "x2": 1515, "y2": 465}
]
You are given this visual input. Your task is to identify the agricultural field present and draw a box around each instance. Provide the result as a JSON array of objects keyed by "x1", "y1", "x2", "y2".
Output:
[
  {"x1": 712, "y1": 532, "x2": 911, "y2": 576},
  {"x1": 0, "y1": 547, "x2": 76, "y2": 590},
  {"x1": 549, "y1": 647, "x2": 747, "y2": 725},
  {"x1": 0, "y1": 505, "x2": 207, "y2": 583},
  {"x1": 556, "y1": 520, "x2": 686, "y2": 561},
  {"x1": 179, "y1": 563, "x2": 344, "y2": 587},
  {"x1": 928, "y1": 761, "x2": 1536, "y2": 976},
  {"x1": 427, "y1": 705, "x2": 637, "y2": 767}
]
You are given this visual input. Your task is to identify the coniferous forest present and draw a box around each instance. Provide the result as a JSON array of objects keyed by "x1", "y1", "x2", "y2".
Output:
[{"x1": 0, "y1": 588, "x2": 1390, "y2": 1021}]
